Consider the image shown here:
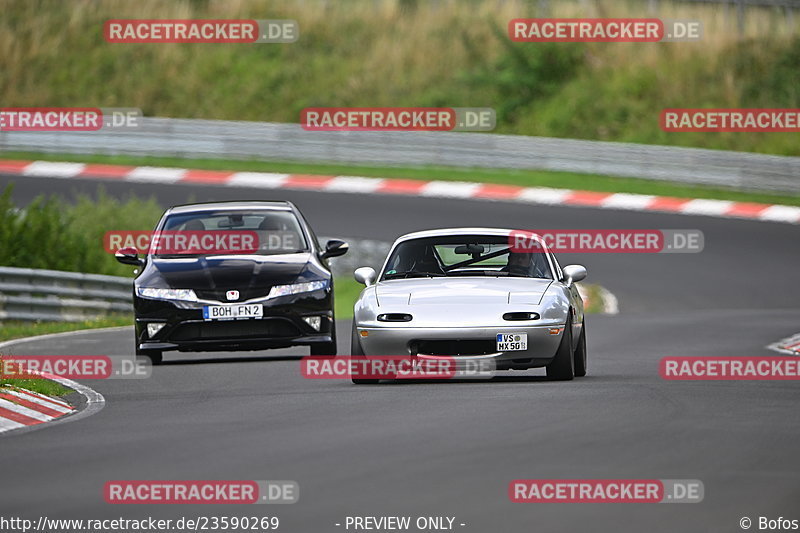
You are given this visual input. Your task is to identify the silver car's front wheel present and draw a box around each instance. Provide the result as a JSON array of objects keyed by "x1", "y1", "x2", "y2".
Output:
[{"x1": 546, "y1": 315, "x2": 574, "y2": 381}]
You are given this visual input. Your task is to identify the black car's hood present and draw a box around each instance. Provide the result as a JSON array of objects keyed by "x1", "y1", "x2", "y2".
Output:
[{"x1": 142, "y1": 253, "x2": 314, "y2": 300}]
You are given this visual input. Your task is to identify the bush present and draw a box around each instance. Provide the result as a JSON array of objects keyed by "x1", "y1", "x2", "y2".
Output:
[
  {"x1": 0, "y1": 184, "x2": 163, "y2": 276},
  {"x1": 463, "y1": 28, "x2": 586, "y2": 125}
]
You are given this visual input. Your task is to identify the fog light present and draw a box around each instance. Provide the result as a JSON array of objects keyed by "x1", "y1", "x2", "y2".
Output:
[
  {"x1": 302, "y1": 316, "x2": 322, "y2": 331},
  {"x1": 548, "y1": 327, "x2": 564, "y2": 335},
  {"x1": 147, "y1": 323, "x2": 166, "y2": 338}
]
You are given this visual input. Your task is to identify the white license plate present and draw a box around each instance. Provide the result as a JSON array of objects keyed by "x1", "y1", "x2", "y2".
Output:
[
  {"x1": 496, "y1": 333, "x2": 527, "y2": 351},
  {"x1": 203, "y1": 304, "x2": 263, "y2": 321}
]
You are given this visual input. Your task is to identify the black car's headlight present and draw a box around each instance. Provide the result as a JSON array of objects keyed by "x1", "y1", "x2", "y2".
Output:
[
  {"x1": 137, "y1": 287, "x2": 199, "y2": 302},
  {"x1": 267, "y1": 280, "x2": 328, "y2": 299}
]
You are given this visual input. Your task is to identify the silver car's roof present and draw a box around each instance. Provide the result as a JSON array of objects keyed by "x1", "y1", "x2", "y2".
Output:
[{"x1": 395, "y1": 227, "x2": 542, "y2": 244}]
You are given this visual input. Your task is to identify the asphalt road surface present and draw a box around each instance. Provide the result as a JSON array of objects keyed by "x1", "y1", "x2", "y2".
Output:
[{"x1": 1, "y1": 174, "x2": 799, "y2": 533}]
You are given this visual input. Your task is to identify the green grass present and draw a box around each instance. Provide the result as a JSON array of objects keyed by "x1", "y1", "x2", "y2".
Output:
[
  {"x1": 0, "y1": 378, "x2": 70, "y2": 398},
  {"x1": 0, "y1": 316, "x2": 132, "y2": 344},
  {"x1": 334, "y1": 278, "x2": 364, "y2": 320},
  {"x1": 3, "y1": 150, "x2": 799, "y2": 207}
]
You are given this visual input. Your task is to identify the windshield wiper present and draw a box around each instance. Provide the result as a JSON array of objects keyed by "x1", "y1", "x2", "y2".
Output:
[
  {"x1": 383, "y1": 271, "x2": 446, "y2": 279},
  {"x1": 446, "y1": 270, "x2": 507, "y2": 277}
]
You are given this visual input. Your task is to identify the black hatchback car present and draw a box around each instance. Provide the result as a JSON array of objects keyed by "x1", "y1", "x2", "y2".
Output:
[{"x1": 115, "y1": 201, "x2": 347, "y2": 364}]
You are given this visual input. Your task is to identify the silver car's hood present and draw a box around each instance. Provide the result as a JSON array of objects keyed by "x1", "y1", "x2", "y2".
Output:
[{"x1": 376, "y1": 277, "x2": 552, "y2": 307}]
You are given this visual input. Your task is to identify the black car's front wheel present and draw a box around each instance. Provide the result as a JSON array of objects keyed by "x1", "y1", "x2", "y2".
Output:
[
  {"x1": 310, "y1": 321, "x2": 337, "y2": 356},
  {"x1": 310, "y1": 342, "x2": 337, "y2": 356},
  {"x1": 136, "y1": 346, "x2": 163, "y2": 365}
]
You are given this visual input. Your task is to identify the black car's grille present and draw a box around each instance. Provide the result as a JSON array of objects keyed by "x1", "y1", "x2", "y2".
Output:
[
  {"x1": 194, "y1": 288, "x2": 271, "y2": 302},
  {"x1": 414, "y1": 339, "x2": 496, "y2": 356},
  {"x1": 169, "y1": 319, "x2": 301, "y2": 341}
]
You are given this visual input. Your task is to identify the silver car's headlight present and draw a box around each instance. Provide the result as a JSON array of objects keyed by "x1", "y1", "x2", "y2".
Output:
[
  {"x1": 268, "y1": 280, "x2": 328, "y2": 299},
  {"x1": 137, "y1": 287, "x2": 199, "y2": 302}
]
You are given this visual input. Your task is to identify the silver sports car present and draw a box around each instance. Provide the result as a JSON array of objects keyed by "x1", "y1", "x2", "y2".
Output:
[{"x1": 350, "y1": 228, "x2": 587, "y2": 383}]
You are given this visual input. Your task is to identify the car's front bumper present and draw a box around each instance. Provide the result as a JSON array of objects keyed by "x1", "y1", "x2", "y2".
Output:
[
  {"x1": 355, "y1": 324, "x2": 564, "y2": 369},
  {"x1": 134, "y1": 290, "x2": 334, "y2": 353}
]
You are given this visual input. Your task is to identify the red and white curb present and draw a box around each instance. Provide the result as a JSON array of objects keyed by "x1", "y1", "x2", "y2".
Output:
[
  {"x1": 0, "y1": 330, "x2": 110, "y2": 436},
  {"x1": 2, "y1": 159, "x2": 799, "y2": 224},
  {"x1": 767, "y1": 333, "x2": 800, "y2": 355},
  {"x1": 0, "y1": 385, "x2": 74, "y2": 432}
]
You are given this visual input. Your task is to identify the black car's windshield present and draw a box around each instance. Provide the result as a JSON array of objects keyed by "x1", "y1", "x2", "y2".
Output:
[
  {"x1": 154, "y1": 209, "x2": 308, "y2": 257},
  {"x1": 381, "y1": 235, "x2": 553, "y2": 280}
]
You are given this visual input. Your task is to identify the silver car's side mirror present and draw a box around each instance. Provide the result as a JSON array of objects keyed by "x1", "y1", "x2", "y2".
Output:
[
  {"x1": 354, "y1": 266, "x2": 377, "y2": 286},
  {"x1": 562, "y1": 264, "x2": 587, "y2": 285}
]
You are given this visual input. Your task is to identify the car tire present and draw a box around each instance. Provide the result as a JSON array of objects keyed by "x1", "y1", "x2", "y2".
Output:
[
  {"x1": 136, "y1": 346, "x2": 163, "y2": 366},
  {"x1": 573, "y1": 321, "x2": 587, "y2": 377},
  {"x1": 310, "y1": 319, "x2": 338, "y2": 356},
  {"x1": 350, "y1": 322, "x2": 378, "y2": 385},
  {"x1": 311, "y1": 342, "x2": 337, "y2": 356},
  {"x1": 546, "y1": 315, "x2": 574, "y2": 381}
]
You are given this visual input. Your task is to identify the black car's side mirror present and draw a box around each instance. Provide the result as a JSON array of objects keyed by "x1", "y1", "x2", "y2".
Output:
[
  {"x1": 115, "y1": 246, "x2": 145, "y2": 267},
  {"x1": 322, "y1": 239, "x2": 349, "y2": 259}
]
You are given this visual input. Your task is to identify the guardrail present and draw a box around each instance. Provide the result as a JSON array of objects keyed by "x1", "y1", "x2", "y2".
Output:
[
  {"x1": 1, "y1": 117, "x2": 798, "y2": 194},
  {"x1": 679, "y1": 0, "x2": 800, "y2": 30},
  {"x1": 0, "y1": 237, "x2": 389, "y2": 322},
  {"x1": 0, "y1": 266, "x2": 133, "y2": 322}
]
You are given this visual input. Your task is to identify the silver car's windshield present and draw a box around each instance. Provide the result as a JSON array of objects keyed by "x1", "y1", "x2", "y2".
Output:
[{"x1": 381, "y1": 236, "x2": 553, "y2": 280}]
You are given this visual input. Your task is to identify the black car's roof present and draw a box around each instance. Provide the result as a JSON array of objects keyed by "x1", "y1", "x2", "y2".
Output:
[{"x1": 165, "y1": 201, "x2": 295, "y2": 215}]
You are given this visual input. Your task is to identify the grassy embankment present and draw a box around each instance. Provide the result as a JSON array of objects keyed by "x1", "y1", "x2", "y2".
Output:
[
  {"x1": 3, "y1": 0, "x2": 799, "y2": 205},
  {"x1": 1, "y1": 0, "x2": 798, "y2": 156}
]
